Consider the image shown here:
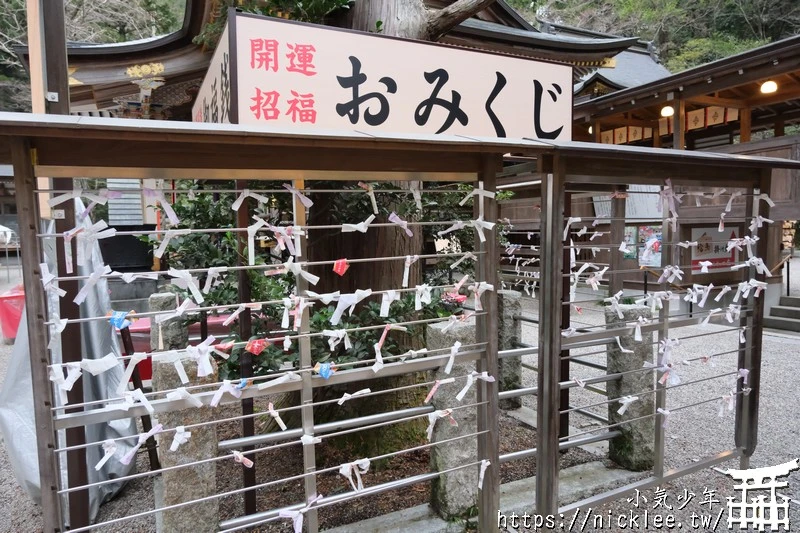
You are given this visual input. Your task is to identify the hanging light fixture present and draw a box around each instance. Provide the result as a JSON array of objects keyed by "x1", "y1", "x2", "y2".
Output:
[
  {"x1": 660, "y1": 105, "x2": 675, "y2": 118},
  {"x1": 588, "y1": 125, "x2": 593, "y2": 134},
  {"x1": 760, "y1": 80, "x2": 778, "y2": 94}
]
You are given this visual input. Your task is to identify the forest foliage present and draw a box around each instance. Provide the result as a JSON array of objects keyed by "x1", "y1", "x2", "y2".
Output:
[{"x1": 505, "y1": 0, "x2": 800, "y2": 72}]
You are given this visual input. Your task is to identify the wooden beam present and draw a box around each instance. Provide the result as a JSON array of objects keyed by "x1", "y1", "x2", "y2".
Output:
[
  {"x1": 687, "y1": 95, "x2": 746, "y2": 109},
  {"x1": 746, "y1": 86, "x2": 800, "y2": 108},
  {"x1": 672, "y1": 99, "x2": 685, "y2": 149},
  {"x1": 596, "y1": 116, "x2": 657, "y2": 128},
  {"x1": 740, "y1": 107, "x2": 752, "y2": 143}
]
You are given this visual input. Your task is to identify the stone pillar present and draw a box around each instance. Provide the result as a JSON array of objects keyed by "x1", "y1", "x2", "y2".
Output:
[
  {"x1": 497, "y1": 290, "x2": 522, "y2": 409},
  {"x1": 606, "y1": 304, "x2": 654, "y2": 471},
  {"x1": 150, "y1": 293, "x2": 220, "y2": 532},
  {"x1": 426, "y1": 318, "x2": 478, "y2": 520}
]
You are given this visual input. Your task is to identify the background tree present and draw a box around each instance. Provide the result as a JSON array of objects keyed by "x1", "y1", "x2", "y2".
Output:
[
  {"x1": 0, "y1": 0, "x2": 185, "y2": 111},
  {"x1": 505, "y1": 0, "x2": 800, "y2": 71}
]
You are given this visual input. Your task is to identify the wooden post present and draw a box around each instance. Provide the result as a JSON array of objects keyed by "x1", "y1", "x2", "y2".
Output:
[
  {"x1": 672, "y1": 99, "x2": 685, "y2": 150},
  {"x1": 653, "y1": 129, "x2": 662, "y2": 148},
  {"x1": 740, "y1": 108, "x2": 752, "y2": 143},
  {"x1": 119, "y1": 328, "x2": 160, "y2": 470},
  {"x1": 39, "y1": 0, "x2": 91, "y2": 526},
  {"x1": 235, "y1": 179, "x2": 257, "y2": 515},
  {"x1": 536, "y1": 155, "x2": 564, "y2": 515},
  {"x1": 609, "y1": 189, "x2": 626, "y2": 294},
  {"x1": 476, "y1": 156, "x2": 500, "y2": 530},
  {"x1": 593, "y1": 121, "x2": 602, "y2": 144},
  {"x1": 11, "y1": 138, "x2": 63, "y2": 532},
  {"x1": 775, "y1": 118, "x2": 785, "y2": 137}
]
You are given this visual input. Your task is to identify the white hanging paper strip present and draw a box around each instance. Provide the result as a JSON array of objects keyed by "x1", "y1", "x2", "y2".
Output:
[
  {"x1": 283, "y1": 183, "x2": 314, "y2": 208},
  {"x1": 247, "y1": 217, "x2": 268, "y2": 266},
  {"x1": 76, "y1": 221, "x2": 116, "y2": 267},
  {"x1": 380, "y1": 290, "x2": 400, "y2": 317},
  {"x1": 388, "y1": 212, "x2": 413, "y2": 237},
  {"x1": 450, "y1": 252, "x2": 477, "y2": 270},
  {"x1": 210, "y1": 380, "x2": 243, "y2": 407},
  {"x1": 402, "y1": 255, "x2": 419, "y2": 288},
  {"x1": 120, "y1": 423, "x2": 164, "y2": 465},
  {"x1": 165, "y1": 387, "x2": 204, "y2": 408},
  {"x1": 357, "y1": 181, "x2": 379, "y2": 214},
  {"x1": 444, "y1": 341, "x2": 462, "y2": 374},
  {"x1": 478, "y1": 459, "x2": 491, "y2": 490},
  {"x1": 80, "y1": 353, "x2": 119, "y2": 376},
  {"x1": 154, "y1": 228, "x2": 191, "y2": 259},
  {"x1": 231, "y1": 189, "x2": 269, "y2": 211},
  {"x1": 426, "y1": 409, "x2": 457, "y2": 441},
  {"x1": 338, "y1": 388, "x2": 371, "y2": 405},
  {"x1": 117, "y1": 352, "x2": 148, "y2": 395},
  {"x1": 279, "y1": 495, "x2": 322, "y2": 533},
  {"x1": 268, "y1": 402, "x2": 287, "y2": 431},
  {"x1": 617, "y1": 396, "x2": 639, "y2": 415},
  {"x1": 143, "y1": 188, "x2": 180, "y2": 225},
  {"x1": 168, "y1": 268, "x2": 205, "y2": 304},
  {"x1": 170, "y1": 426, "x2": 191, "y2": 451},
  {"x1": 563, "y1": 217, "x2": 581, "y2": 241},
  {"x1": 322, "y1": 329, "x2": 352, "y2": 351},
  {"x1": 468, "y1": 282, "x2": 494, "y2": 311},
  {"x1": 470, "y1": 217, "x2": 495, "y2": 243},
  {"x1": 330, "y1": 289, "x2": 372, "y2": 325},
  {"x1": 73, "y1": 264, "x2": 112, "y2": 305},
  {"x1": 257, "y1": 371, "x2": 302, "y2": 391},
  {"x1": 95, "y1": 439, "x2": 117, "y2": 471},
  {"x1": 115, "y1": 389, "x2": 155, "y2": 414},
  {"x1": 342, "y1": 214, "x2": 376, "y2": 233},
  {"x1": 455, "y1": 371, "x2": 495, "y2": 401},
  {"x1": 415, "y1": 284, "x2": 432, "y2": 310},
  {"x1": 339, "y1": 458, "x2": 371, "y2": 492}
]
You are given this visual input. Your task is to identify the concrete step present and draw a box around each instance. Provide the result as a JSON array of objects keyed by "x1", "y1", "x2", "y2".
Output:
[
  {"x1": 779, "y1": 295, "x2": 800, "y2": 308},
  {"x1": 763, "y1": 316, "x2": 800, "y2": 332},
  {"x1": 770, "y1": 305, "x2": 800, "y2": 320},
  {"x1": 111, "y1": 298, "x2": 150, "y2": 314}
]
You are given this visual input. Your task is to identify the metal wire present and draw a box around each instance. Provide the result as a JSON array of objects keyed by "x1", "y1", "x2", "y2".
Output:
[
  {"x1": 37, "y1": 218, "x2": 480, "y2": 239},
  {"x1": 562, "y1": 390, "x2": 747, "y2": 442},
  {"x1": 64, "y1": 432, "x2": 487, "y2": 533},
  {"x1": 561, "y1": 371, "x2": 740, "y2": 414},
  {"x1": 50, "y1": 336, "x2": 487, "y2": 412},
  {"x1": 54, "y1": 368, "x2": 484, "y2": 453},
  {"x1": 57, "y1": 400, "x2": 486, "y2": 495},
  {"x1": 47, "y1": 251, "x2": 483, "y2": 284}
]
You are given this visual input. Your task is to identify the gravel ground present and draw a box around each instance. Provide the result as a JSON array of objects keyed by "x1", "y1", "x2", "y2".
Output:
[
  {"x1": 511, "y1": 274, "x2": 800, "y2": 531},
  {"x1": 2, "y1": 253, "x2": 799, "y2": 531}
]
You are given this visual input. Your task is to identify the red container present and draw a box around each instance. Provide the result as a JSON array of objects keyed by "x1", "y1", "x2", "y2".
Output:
[{"x1": 0, "y1": 285, "x2": 25, "y2": 340}]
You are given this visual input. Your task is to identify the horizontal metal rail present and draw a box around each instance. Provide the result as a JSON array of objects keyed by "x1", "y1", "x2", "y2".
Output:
[
  {"x1": 218, "y1": 405, "x2": 435, "y2": 450},
  {"x1": 499, "y1": 431, "x2": 620, "y2": 464},
  {"x1": 53, "y1": 347, "x2": 485, "y2": 430},
  {"x1": 568, "y1": 405, "x2": 609, "y2": 424}
]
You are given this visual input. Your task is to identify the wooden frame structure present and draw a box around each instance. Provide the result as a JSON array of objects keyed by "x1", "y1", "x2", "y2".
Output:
[{"x1": 2, "y1": 112, "x2": 800, "y2": 531}]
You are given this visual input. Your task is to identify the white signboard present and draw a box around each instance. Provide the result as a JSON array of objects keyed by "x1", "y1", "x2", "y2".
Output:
[
  {"x1": 193, "y1": 25, "x2": 231, "y2": 124},
  {"x1": 193, "y1": 12, "x2": 572, "y2": 139},
  {"x1": 592, "y1": 185, "x2": 662, "y2": 220},
  {"x1": 691, "y1": 227, "x2": 738, "y2": 274}
]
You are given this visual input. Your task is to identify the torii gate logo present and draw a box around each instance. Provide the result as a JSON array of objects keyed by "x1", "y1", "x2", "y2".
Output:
[{"x1": 724, "y1": 459, "x2": 799, "y2": 530}]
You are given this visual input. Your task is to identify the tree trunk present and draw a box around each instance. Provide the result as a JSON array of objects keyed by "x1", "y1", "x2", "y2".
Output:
[
  {"x1": 297, "y1": 0, "x2": 499, "y2": 459},
  {"x1": 345, "y1": 0, "x2": 428, "y2": 39}
]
